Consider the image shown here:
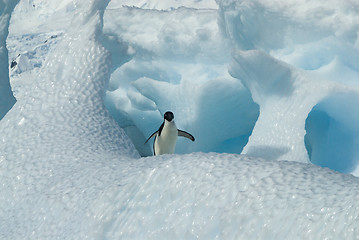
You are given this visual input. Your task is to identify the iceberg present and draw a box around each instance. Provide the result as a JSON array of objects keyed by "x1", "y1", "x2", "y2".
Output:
[{"x1": 1, "y1": 0, "x2": 359, "y2": 239}]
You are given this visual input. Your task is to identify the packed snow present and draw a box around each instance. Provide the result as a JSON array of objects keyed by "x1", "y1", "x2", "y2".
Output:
[{"x1": 1, "y1": 0, "x2": 359, "y2": 239}]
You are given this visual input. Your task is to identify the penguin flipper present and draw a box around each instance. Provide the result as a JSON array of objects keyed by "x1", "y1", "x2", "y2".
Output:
[
  {"x1": 178, "y1": 129, "x2": 195, "y2": 141},
  {"x1": 145, "y1": 130, "x2": 158, "y2": 144}
]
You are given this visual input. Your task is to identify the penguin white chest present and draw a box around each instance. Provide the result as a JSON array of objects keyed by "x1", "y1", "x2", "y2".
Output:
[{"x1": 154, "y1": 121, "x2": 178, "y2": 155}]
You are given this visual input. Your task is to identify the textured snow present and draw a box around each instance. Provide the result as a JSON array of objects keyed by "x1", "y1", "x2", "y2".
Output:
[
  {"x1": 1, "y1": 2, "x2": 139, "y2": 238},
  {"x1": 92, "y1": 153, "x2": 359, "y2": 239},
  {"x1": 1, "y1": 0, "x2": 359, "y2": 239}
]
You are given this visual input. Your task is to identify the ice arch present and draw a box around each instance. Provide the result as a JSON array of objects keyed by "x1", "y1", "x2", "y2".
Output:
[
  {"x1": 102, "y1": 6, "x2": 259, "y2": 156},
  {"x1": 305, "y1": 92, "x2": 359, "y2": 173}
]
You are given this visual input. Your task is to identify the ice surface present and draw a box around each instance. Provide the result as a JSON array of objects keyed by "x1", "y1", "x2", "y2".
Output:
[{"x1": 2, "y1": 0, "x2": 359, "y2": 239}]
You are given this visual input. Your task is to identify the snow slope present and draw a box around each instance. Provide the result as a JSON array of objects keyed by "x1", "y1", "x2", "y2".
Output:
[{"x1": 1, "y1": 0, "x2": 359, "y2": 239}]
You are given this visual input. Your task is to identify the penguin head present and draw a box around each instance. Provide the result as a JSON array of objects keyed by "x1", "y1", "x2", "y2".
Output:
[{"x1": 164, "y1": 111, "x2": 174, "y2": 122}]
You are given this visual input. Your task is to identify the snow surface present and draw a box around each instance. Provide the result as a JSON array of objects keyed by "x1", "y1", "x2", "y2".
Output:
[{"x1": 1, "y1": 0, "x2": 359, "y2": 239}]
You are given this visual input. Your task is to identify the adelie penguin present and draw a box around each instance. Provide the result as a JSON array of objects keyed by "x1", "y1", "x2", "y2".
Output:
[{"x1": 145, "y1": 111, "x2": 195, "y2": 156}]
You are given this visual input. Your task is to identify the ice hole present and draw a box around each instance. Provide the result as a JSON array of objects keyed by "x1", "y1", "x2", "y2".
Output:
[{"x1": 304, "y1": 93, "x2": 359, "y2": 173}]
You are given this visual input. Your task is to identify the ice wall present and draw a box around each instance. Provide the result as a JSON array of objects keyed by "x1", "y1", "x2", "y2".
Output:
[{"x1": 0, "y1": 0, "x2": 18, "y2": 120}]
